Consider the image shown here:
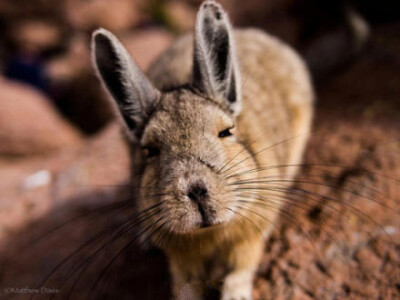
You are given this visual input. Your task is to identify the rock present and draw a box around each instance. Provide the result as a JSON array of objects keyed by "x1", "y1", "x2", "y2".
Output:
[
  {"x1": 46, "y1": 34, "x2": 90, "y2": 82},
  {"x1": 121, "y1": 29, "x2": 174, "y2": 71},
  {"x1": 164, "y1": 1, "x2": 196, "y2": 33},
  {"x1": 0, "y1": 122, "x2": 129, "y2": 243},
  {"x1": 0, "y1": 78, "x2": 82, "y2": 156},
  {"x1": 65, "y1": 0, "x2": 145, "y2": 32},
  {"x1": 46, "y1": 34, "x2": 114, "y2": 135},
  {"x1": 225, "y1": 0, "x2": 302, "y2": 45},
  {"x1": 10, "y1": 20, "x2": 62, "y2": 54}
]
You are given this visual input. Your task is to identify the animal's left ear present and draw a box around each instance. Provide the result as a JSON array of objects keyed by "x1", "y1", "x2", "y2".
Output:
[
  {"x1": 192, "y1": 0, "x2": 241, "y2": 116},
  {"x1": 92, "y1": 29, "x2": 160, "y2": 141}
]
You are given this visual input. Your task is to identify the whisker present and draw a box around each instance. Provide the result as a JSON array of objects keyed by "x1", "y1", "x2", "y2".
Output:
[
  {"x1": 234, "y1": 194, "x2": 348, "y2": 254},
  {"x1": 56, "y1": 209, "x2": 164, "y2": 299},
  {"x1": 216, "y1": 133, "x2": 265, "y2": 174},
  {"x1": 86, "y1": 217, "x2": 167, "y2": 300},
  {"x1": 23, "y1": 193, "x2": 167, "y2": 251},
  {"x1": 226, "y1": 206, "x2": 264, "y2": 236},
  {"x1": 30, "y1": 203, "x2": 163, "y2": 299},
  {"x1": 224, "y1": 163, "x2": 400, "y2": 183},
  {"x1": 222, "y1": 134, "x2": 308, "y2": 176},
  {"x1": 231, "y1": 185, "x2": 397, "y2": 245},
  {"x1": 229, "y1": 173, "x2": 387, "y2": 200},
  {"x1": 230, "y1": 179, "x2": 398, "y2": 213}
]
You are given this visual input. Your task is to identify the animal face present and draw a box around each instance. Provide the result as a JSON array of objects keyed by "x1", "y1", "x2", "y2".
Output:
[{"x1": 137, "y1": 89, "x2": 255, "y2": 235}]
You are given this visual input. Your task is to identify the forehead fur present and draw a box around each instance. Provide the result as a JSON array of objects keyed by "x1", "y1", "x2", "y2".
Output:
[{"x1": 141, "y1": 88, "x2": 233, "y2": 146}]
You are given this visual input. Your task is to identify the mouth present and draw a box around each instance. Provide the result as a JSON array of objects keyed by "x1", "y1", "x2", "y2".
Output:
[
  {"x1": 156, "y1": 190, "x2": 235, "y2": 235},
  {"x1": 197, "y1": 203, "x2": 216, "y2": 228},
  {"x1": 191, "y1": 221, "x2": 226, "y2": 235}
]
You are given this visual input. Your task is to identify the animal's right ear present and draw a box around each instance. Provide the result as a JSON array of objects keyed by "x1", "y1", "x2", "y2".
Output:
[
  {"x1": 192, "y1": 0, "x2": 241, "y2": 116},
  {"x1": 91, "y1": 28, "x2": 159, "y2": 138}
]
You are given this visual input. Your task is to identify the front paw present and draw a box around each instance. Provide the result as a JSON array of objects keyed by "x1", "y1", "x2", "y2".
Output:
[
  {"x1": 222, "y1": 270, "x2": 253, "y2": 300},
  {"x1": 222, "y1": 289, "x2": 252, "y2": 300}
]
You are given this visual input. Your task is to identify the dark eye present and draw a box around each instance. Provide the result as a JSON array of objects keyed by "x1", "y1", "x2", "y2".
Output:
[
  {"x1": 143, "y1": 146, "x2": 160, "y2": 158},
  {"x1": 218, "y1": 127, "x2": 234, "y2": 138}
]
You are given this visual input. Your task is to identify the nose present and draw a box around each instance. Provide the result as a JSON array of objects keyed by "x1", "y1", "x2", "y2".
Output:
[
  {"x1": 187, "y1": 182, "x2": 212, "y2": 227},
  {"x1": 188, "y1": 183, "x2": 208, "y2": 202}
]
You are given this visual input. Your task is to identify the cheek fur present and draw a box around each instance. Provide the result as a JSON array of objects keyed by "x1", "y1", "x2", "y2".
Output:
[
  {"x1": 137, "y1": 140, "x2": 257, "y2": 236},
  {"x1": 139, "y1": 166, "x2": 161, "y2": 211}
]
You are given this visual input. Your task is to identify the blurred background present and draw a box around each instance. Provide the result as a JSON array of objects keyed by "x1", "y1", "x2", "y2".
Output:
[
  {"x1": 0, "y1": 0, "x2": 399, "y2": 140},
  {"x1": 0, "y1": 0, "x2": 399, "y2": 137},
  {"x1": 0, "y1": 1, "x2": 399, "y2": 299}
]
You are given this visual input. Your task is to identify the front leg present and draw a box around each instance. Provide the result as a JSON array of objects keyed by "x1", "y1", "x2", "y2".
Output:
[
  {"x1": 170, "y1": 259, "x2": 203, "y2": 300},
  {"x1": 172, "y1": 267, "x2": 254, "y2": 300},
  {"x1": 220, "y1": 237, "x2": 265, "y2": 300},
  {"x1": 174, "y1": 281, "x2": 203, "y2": 300},
  {"x1": 221, "y1": 269, "x2": 254, "y2": 300}
]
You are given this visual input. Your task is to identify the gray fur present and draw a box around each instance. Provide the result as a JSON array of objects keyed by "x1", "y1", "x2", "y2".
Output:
[
  {"x1": 193, "y1": 0, "x2": 241, "y2": 115},
  {"x1": 91, "y1": 28, "x2": 159, "y2": 137}
]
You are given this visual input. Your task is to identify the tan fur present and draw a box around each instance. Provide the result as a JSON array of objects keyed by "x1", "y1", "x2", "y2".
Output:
[
  {"x1": 142, "y1": 30, "x2": 313, "y2": 299},
  {"x1": 92, "y1": 1, "x2": 313, "y2": 299},
  {"x1": 148, "y1": 29, "x2": 313, "y2": 176}
]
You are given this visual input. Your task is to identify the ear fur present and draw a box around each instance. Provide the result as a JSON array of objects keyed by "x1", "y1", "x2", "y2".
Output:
[
  {"x1": 91, "y1": 28, "x2": 159, "y2": 138},
  {"x1": 193, "y1": 0, "x2": 241, "y2": 115}
]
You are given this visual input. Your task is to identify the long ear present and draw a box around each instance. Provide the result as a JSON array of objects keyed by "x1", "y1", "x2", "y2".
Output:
[
  {"x1": 91, "y1": 28, "x2": 159, "y2": 138},
  {"x1": 192, "y1": 0, "x2": 241, "y2": 115}
]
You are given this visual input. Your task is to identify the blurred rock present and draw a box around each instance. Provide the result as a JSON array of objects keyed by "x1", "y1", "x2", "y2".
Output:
[
  {"x1": 46, "y1": 34, "x2": 114, "y2": 135},
  {"x1": 11, "y1": 20, "x2": 61, "y2": 55},
  {"x1": 46, "y1": 34, "x2": 90, "y2": 82},
  {"x1": 0, "y1": 0, "x2": 67, "y2": 63},
  {"x1": 65, "y1": 0, "x2": 145, "y2": 32},
  {"x1": 2, "y1": 20, "x2": 63, "y2": 94},
  {"x1": 51, "y1": 71, "x2": 115, "y2": 135},
  {"x1": 0, "y1": 122, "x2": 129, "y2": 243},
  {"x1": 225, "y1": 0, "x2": 302, "y2": 45},
  {"x1": 164, "y1": 1, "x2": 196, "y2": 33},
  {"x1": 0, "y1": 77, "x2": 81, "y2": 156},
  {"x1": 121, "y1": 29, "x2": 174, "y2": 70}
]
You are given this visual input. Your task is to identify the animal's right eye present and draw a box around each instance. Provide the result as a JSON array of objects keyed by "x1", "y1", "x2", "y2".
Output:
[
  {"x1": 218, "y1": 127, "x2": 234, "y2": 138},
  {"x1": 143, "y1": 147, "x2": 160, "y2": 158}
]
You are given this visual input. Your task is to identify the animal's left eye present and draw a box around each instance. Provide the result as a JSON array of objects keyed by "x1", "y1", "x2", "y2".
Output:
[
  {"x1": 143, "y1": 146, "x2": 160, "y2": 158},
  {"x1": 218, "y1": 127, "x2": 234, "y2": 138}
]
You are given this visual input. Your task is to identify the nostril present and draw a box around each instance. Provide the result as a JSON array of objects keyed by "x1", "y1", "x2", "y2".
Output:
[
  {"x1": 187, "y1": 185, "x2": 208, "y2": 203},
  {"x1": 187, "y1": 182, "x2": 213, "y2": 228}
]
